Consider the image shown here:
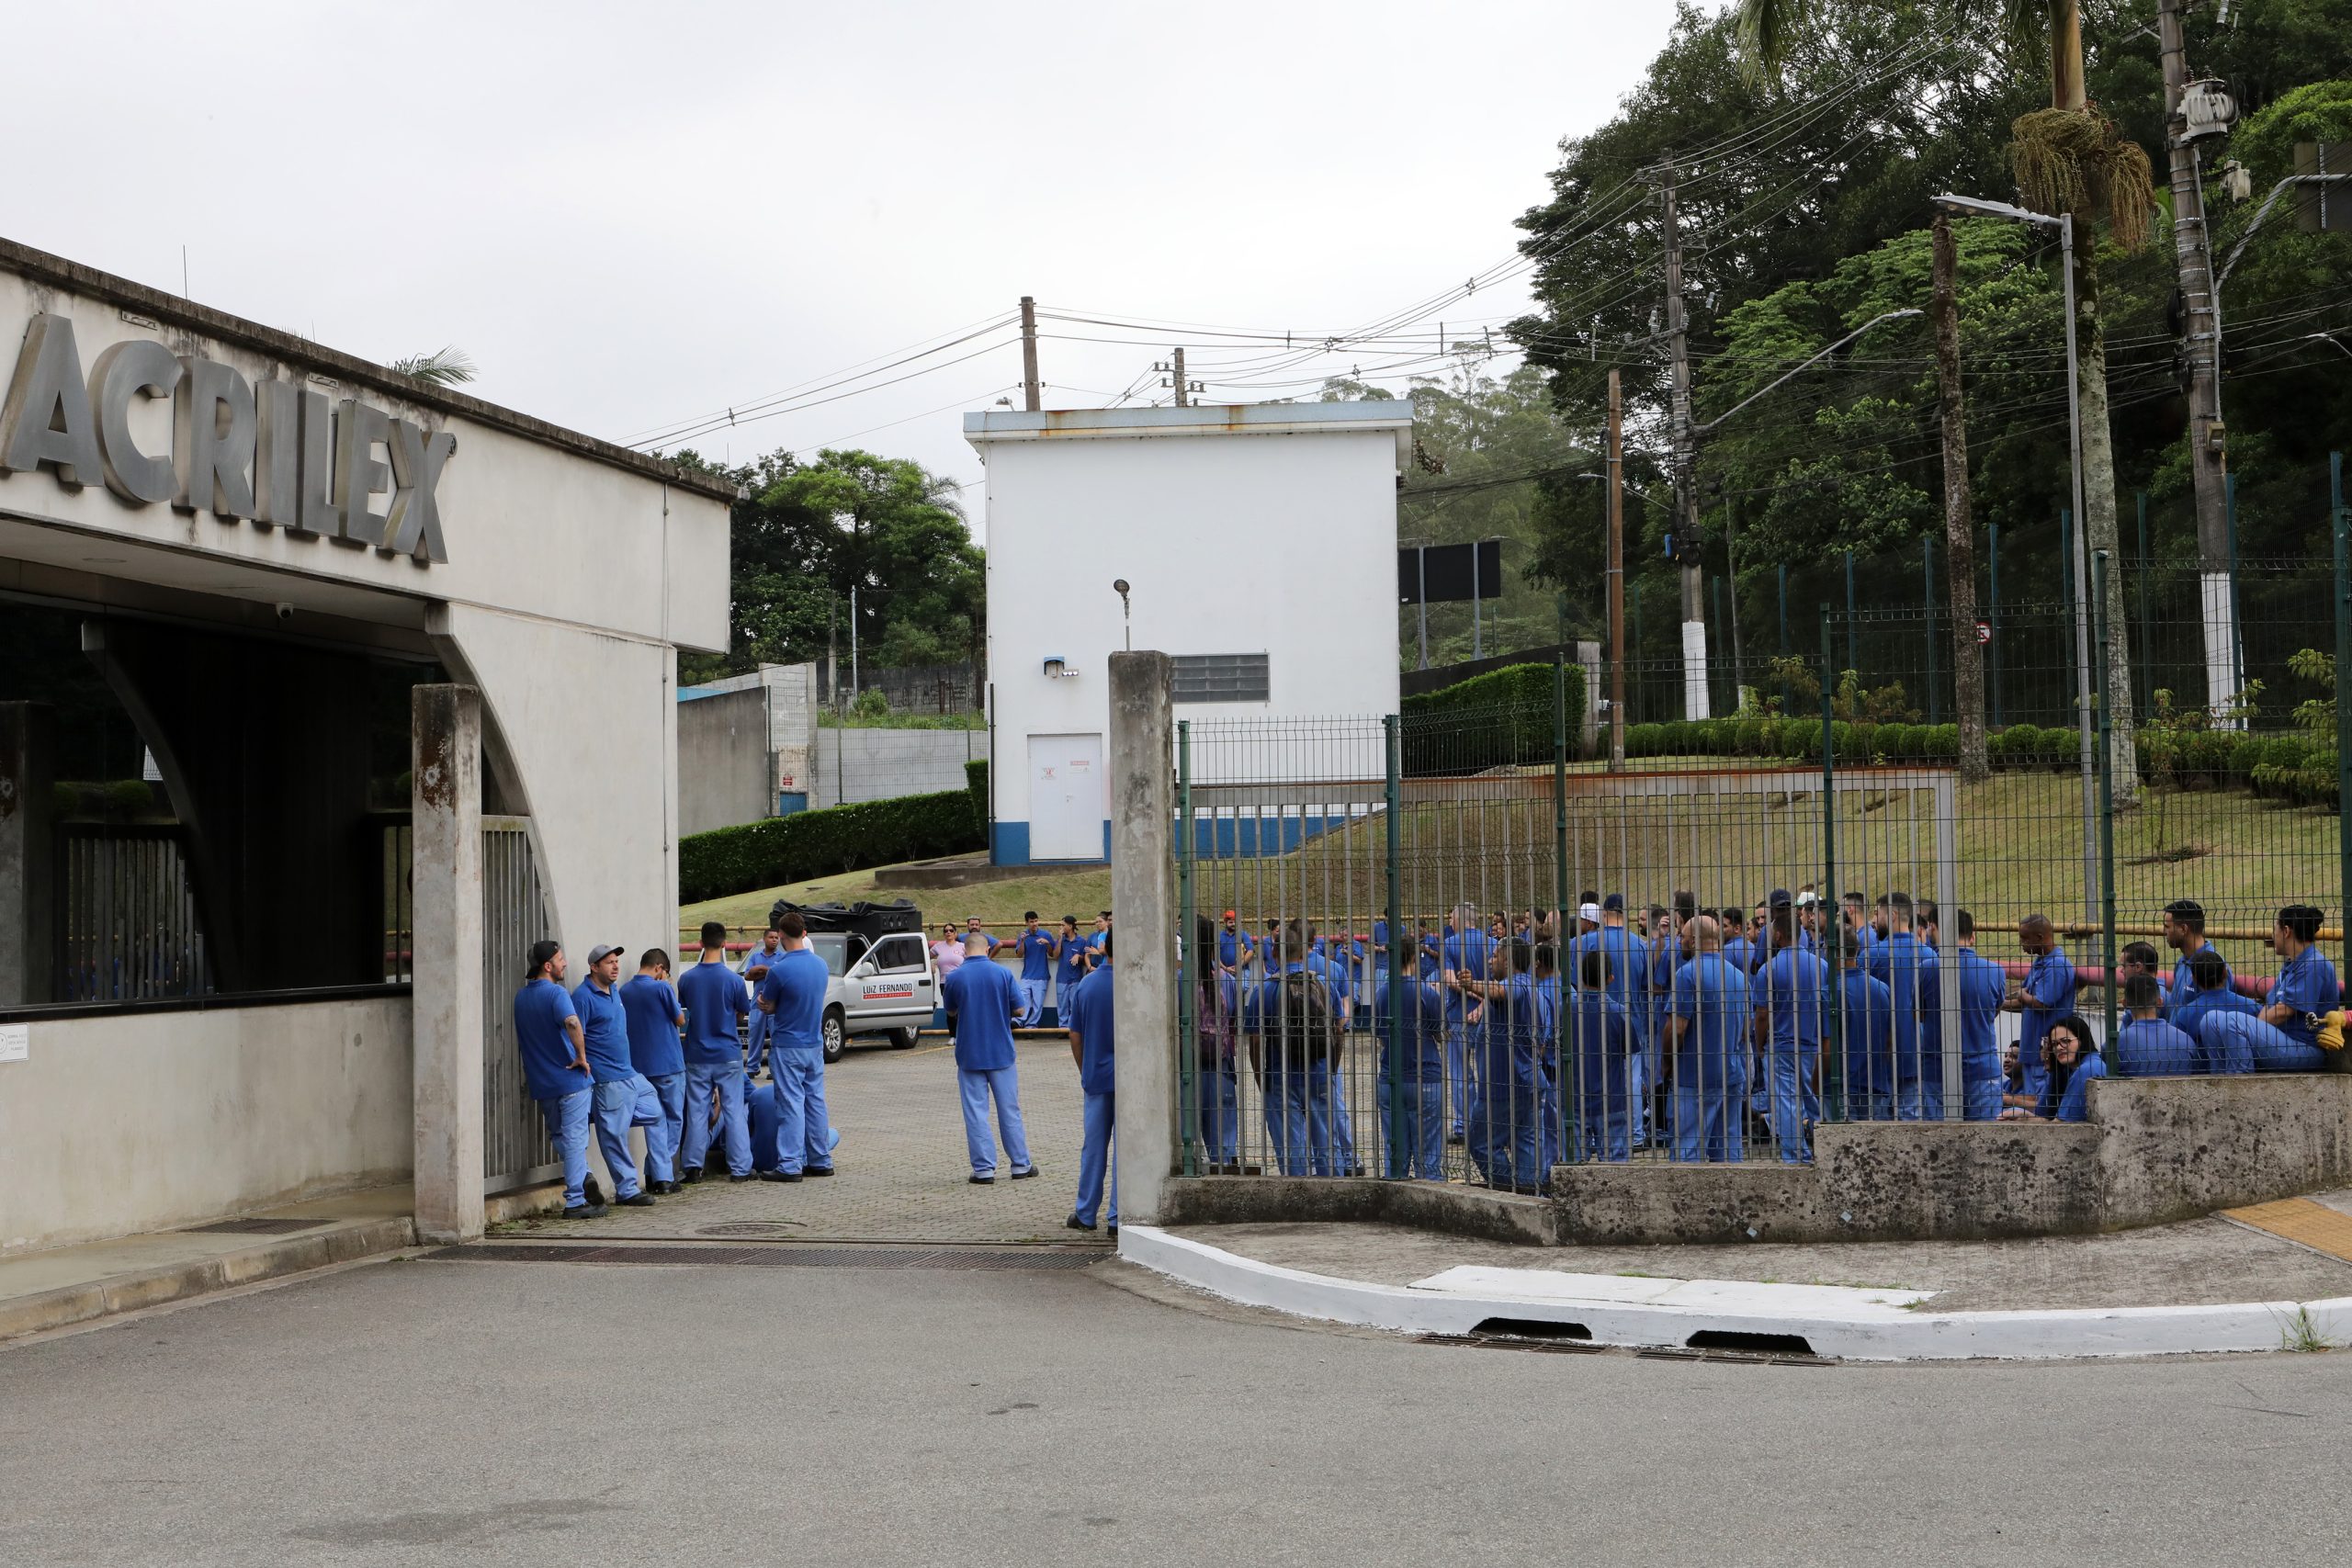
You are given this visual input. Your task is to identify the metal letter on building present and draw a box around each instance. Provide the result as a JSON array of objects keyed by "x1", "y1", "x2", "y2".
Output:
[
  {"x1": 334, "y1": 399, "x2": 391, "y2": 547},
  {"x1": 173, "y1": 357, "x2": 256, "y2": 519},
  {"x1": 0, "y1": 315, "x2": 105, "y2": 487},
  {"x1": 296, "y1": 388, "x2": 340, "y2": 538},
  {"x1": 251, "y1": 378, "x2": 300, "y2": 527},
  {"x1": 88, "y1": 339, "x2": 184, "y2": 503},
  {"x1": 386, "y1": 418, "x2": 453, "y2": 563}
]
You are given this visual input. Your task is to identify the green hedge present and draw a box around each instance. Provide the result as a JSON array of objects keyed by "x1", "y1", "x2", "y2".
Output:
[
  {"x1": 679, "y1": 788, "x2": 982, "y2": 904},
  {"x1": 1402, "y1": 661, "x2": 1588, "y2": 773},
  {"x1": 1599, "y1": 714, "x2": 1961, "y2": 764},
  {"x1": 964, "y1": 758, "x2": 989, "y2": 827}
]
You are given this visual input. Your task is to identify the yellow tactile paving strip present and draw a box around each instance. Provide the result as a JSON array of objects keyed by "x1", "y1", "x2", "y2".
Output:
[{"x1": 2221, "y1": 1197, "x2": 2352, "y2": 1262}]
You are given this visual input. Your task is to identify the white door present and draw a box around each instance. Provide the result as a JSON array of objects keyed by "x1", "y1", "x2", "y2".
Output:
[{"x1": 1028, "y1": 732, "x2": 1103, "y2": 862}]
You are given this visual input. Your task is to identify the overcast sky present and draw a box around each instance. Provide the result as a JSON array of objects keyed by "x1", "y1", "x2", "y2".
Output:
[{"x1": 14, "y1": 1, "x2": 1691, "y2": 534}]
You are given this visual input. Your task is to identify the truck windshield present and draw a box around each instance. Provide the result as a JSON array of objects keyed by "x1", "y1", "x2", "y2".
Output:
[{"x1": 808, "y1": 933, "x2": 852, "y2": 976}]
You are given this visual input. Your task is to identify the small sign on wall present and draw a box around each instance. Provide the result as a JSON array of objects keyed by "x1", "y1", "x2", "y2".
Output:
[{"x1": 0, "y1": 1023, "x2": 27, "y2": 1063}]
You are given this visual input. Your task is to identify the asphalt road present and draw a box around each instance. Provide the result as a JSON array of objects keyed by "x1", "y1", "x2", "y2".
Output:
[{"x1": 3, "y1": 1253, "x2": 2345, "y2": 1566}]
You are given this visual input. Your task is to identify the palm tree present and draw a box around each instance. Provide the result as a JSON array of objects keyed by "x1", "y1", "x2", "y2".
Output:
[
  {"x1": 387, "y1": 345, "x2": 479, "y2": 388},
  {"x1": 1737, "y1": 0, "x2": 2150, "y2": 795}
]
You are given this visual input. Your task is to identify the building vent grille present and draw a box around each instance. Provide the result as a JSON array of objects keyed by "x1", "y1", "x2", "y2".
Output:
[{"x1": 1172, "y1": 653, "x2": 1270, "y2": 705}]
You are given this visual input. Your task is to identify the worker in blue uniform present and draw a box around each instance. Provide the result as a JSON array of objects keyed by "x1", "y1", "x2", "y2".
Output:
[
  {"x1": 1868, "y1": 893, "x2": 1942, "y2": 1122},
  {"x1": 677, "y1": 921, "x2": 753, "y2": 1181},
  {"x1": 619, "y1": 948, "x2": 686, "y2": 1194},
  {"x1": 2114, "y1": 973, "x2": 2199, "y2": 1075},
  {"x1": 2003, "y1": 913, "x2": 2075, "y2": 1106},
  {"x1": 1665, "y1": 917, "x2": 1749, "y2": 1162},
  {"x1": 2161, "y1": 898, "x2": 2226, "y2": 1024},
  {"x1": 753, "y1": 911, "x2": 835, "y2": 1180},
  {"x1": 1012, "y1": 910, "x2": 1057, "y2": 1027},
  {"x1": 1950, "y1": 911, "x2": 2010, "y2": 1120},
  {"x1": 1243, "y1": 920, "x2": 1340, "y2": 1176},
  {"x1": 1436, "y1": 906, "x2": 1492, "y2": 1142},
  {"x1": 1837, "y1": 930, "x2": 1896, "y2": 1122},
  {"x1": 572, "y1": 943, "x2": 654, "y2": 1207},
  {"x1": 1570, "y1": 896, "x2": 1650, "y2": 1143},
  {"x1": 1191, "y1": 917, "x2": 1243, "y2": 1170},
  {"x1": 1303, "y1": 925, "x2": 1360, "y2": 1173},
  {"x1": 1754, "y1": 904, "x2": 1828, "y2": 1163},
  {"x1": 1447, "y1": 937, "x2": 1550, "y2": 1191},
  {"x1": 745, "y1": 1083, "x2": 841, "y2": 1173},
  {"x1": 1055, "y1": 915, "x2": 1091, "y2": 1028},
  {"x1": 514, "y1": 941, "x2": 601, "y2": 1217},
  {"x1": 2199, "y1": 904, "x2": 2340, "y2": 1073},
  {"x1": 941, "y1": 930, "x2": 1036, "y2": 1182},
  {"x1": 1064, "y1": 933, "x2": 1117, "y2": 1235},
  {"x1": 1216, "y1": 911, "x2": 1255, "y2": 977},
  {"x1": 2175, "y1": 949, "x2": 2257, "y2": 1060},
  {"x1": 1371, "y1": 964, "x2": 1449, "y2": 1179},
  {"x1": 1559, "y1": 950, "x2": 1634, "y2": 1162},
  {"x1": 1645, "y1": 906, "x2": 1683, "y2": 1145},
  {"x1": 739, "y1": 923, "x2": 783, "y2": 1070}
]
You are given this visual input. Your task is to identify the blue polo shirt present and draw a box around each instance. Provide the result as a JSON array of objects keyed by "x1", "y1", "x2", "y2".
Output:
[
  {"x1": 1065, "y1": 960, "x2": 1116, "y2": 1095},
  {"x1": 677, "y1": 958, "x2": 750, "y2": 1066},
  {"x1": 1015, "y1": 926, "x2": 1057, "y2": 982},
  {"x1": 1372, "y1": 978, "x2": 1447, "y2": 1082},
  {"x1": 1838, "y1": 968, "x2": 1895, "y2": 1099},
  {"x1": 571, "y1": 977, "x2": 634, "y2": 1084},
  {"x1": 514, "y1": 978, "x2": 585, "y2": 1101},
  {"x1": 1570, "y1": 926, "x2": 1652, "y2": 1044},
  {"x1": 1441, "y1": 928, "x2": 1493, "y2": 1025},
  {"x1": 2054, "y1": 1051, "x2": 2107, "y2": 1122},
  {"x1": 1056, "y1": 932, "x2": 1091, "y2": 991},
  {"x1": 1721, "y1": 934, "x2": 1757, "y2": 975},
  {"x1": 1216, "y1": 929, "x2": 1253, "y2": 971},
  {"x1": 758, "y1": 948, "x2": 831, "y2": 1051},
  {"x1": 618, "y1": 974, "x2": 684, "y2": 1077},
  {"x1": 2115, "y1": 1016, "x2": 2197, "y2": 1076},
  {"x1": 1870, "y1": 931, "x2": 1939, "y2": 1087},
  {"x1": 1951, "y1": 946, "x2": 2008, "y2": 1088},
  {"x1": 1758, "y1": 947, "x2": 1830, "y2": 1058},
  {"x1": 2165, "y1": 943, "x2": 2227, "y2": 1024},
  {"x1": 2018, "y1": 946, "x2": 2076, "y2": 1099},
  {"x1": 2267, "y1": 946, "x2": 2343, "y2": 1047},
  {"x1": 943, "y1": 956, "x2": 1022, "y2": 1072},
  {"x1": 1668, "y1": 953, "x2": 1750, "y2": 1087},
  {"x1": 2176, "y1": 983, "x2": 2257, "y2": 1046},
  {"x1": 1478, "y1": 973, "x2": 1549, "y2": 1094},
  {"x1": 1560, "y1": 988, "x2": 1634, "y2": 1102}
]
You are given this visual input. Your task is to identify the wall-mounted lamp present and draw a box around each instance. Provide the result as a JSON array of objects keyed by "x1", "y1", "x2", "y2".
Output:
[
  {"x1": 1042, "y1": 656, "x2": 1077, "y2": 679},
  {"x1": 1112, "y1": 578, "x2": 1131, "y2": 651}
]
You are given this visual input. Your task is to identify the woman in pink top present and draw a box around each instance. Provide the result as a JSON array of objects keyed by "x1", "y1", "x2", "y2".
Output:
[{"x1": 930, "y1": 923, "x2": 967, "y2": 976}]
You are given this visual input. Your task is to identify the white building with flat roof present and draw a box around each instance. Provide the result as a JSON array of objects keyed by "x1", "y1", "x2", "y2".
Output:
[{"x1": 965, "y1": 400, "x2": 1409, "y2": 864}]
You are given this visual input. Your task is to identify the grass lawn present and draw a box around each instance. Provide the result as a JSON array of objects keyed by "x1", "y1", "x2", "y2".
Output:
[{"x1": 680, "y1": 862, "x2": 1112, "y2": 938}]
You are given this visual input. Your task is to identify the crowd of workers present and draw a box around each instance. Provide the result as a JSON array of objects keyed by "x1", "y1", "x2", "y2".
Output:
[{"x1": 1193, "y1": 892, "x2": 2346, "y2": 1190}]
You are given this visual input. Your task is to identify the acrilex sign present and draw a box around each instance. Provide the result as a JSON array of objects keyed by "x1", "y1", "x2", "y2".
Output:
[{"x1": 0, "y1": 313, "x2": 451, "y2": 563}]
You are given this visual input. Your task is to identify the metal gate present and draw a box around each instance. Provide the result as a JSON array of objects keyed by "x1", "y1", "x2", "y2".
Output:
[
  {"x1": 53, "y1": 824, "x2": 210, "y2": 1002},
  {"x1": 482, "y1": 817, "x2": 559, "y2": 1192}
]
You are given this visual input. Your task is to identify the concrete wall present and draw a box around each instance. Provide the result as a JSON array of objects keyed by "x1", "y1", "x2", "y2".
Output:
[
  {"x1": 2096, "y1": 1073, "x2": 2352, "y2": 1224},
  {"x1": 0, "y1": 996, "x2": 413, "y2": 1254},
  {"x1": 678, "y1": 688, "x2": 773, "y2": 834},
  {"x1": 967, "y1": 402, "x2": 1408, "y2": 863},
  {"x1": 810, "y1": 726, "x2": 987, "y2": 807}
]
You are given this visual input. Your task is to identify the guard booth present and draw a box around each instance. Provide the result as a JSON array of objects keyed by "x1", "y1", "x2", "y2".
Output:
[{"x1": 0, "y1": 236, "x2": 735, "y2": 1251}]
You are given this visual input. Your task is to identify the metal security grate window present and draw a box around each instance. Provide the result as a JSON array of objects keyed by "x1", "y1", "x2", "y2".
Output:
[{"x1": 1172, "y1": 653, "x2": 1271, "y2": 705}]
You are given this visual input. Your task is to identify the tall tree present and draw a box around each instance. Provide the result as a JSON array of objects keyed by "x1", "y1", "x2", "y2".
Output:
[{"x1": 1931, "y1": 212, "x2": 1989, "y2": 780}]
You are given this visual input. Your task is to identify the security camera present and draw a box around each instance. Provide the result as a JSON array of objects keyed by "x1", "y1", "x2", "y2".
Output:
[{"x1": 274, "y1": 602, "x2": 294, "y2": 622}]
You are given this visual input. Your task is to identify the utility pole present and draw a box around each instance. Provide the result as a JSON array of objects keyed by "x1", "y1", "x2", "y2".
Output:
[
  {"x1": 1931, "y1": 212, "x2": 1990, "y2": 781},
  {"x1": 1020, "y1": 295, "x2": 1042, "y2": 412},
  {"x1": 1172, "y1": 346, "x2": 1189, "y2": 409},
  {"x1": 826, "y1": 602, "x2": 838, "y2": 709},
  {"x1": 2158, "y1": 0, "x2": 2236, "y2": 721},
  {"x1": 849, "y1": 583, "x2": 860, "y2": 706},
  {"x1": 1659, "y1": 157, "x2": 1709, "y2": 719},
  {"x1": 1607, "y1": 368, "x2": 1626, "y2": 773}
]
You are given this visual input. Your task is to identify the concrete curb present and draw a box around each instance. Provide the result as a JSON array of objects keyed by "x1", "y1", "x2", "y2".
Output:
[
  {"x1": 0, "y1": 1215, "x2": 415, "y2": 1345},
  {"x1": 1116, "y1": 1224, "x2": 2352, "y2": 1362}
]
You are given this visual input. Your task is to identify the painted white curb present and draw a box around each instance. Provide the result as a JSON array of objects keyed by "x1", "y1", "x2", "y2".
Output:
[{"x1": 1116, "y1": 1224, "x2": 2352, "y2": 1362}]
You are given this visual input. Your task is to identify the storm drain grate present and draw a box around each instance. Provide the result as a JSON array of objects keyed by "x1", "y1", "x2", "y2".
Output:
[
  {"x1": 697, "y1": 1222, "x2": 807, "y2": 1238},
  {"x1": 182, "y1": 1218, "x2": 328, "y2": 1235},
  {"x1": 429, "y1": 1243, "x2": 1106, "y2": 1270}
]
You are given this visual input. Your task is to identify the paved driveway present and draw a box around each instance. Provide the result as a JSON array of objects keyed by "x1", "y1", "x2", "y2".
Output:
[{"x1": 515, "y1": 1033, "x2": 1101, "y2": 1245}]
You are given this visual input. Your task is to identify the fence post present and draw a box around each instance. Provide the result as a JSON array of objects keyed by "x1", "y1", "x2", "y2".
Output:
[
  {"x1": 1108, "y1": 651, "x2": 1176, "y2": 1227},
  {"x1": 2227, "y1": 470, "x2": 2245, "y2": 701},
  {"x1": 1925, "y1": 536, "x2": 1939, "y2": 725},
  {"x1": 1778, "y1": 563, "x2": 1791, "y2": 713},
  {"x1": 1553, "y1": 655, "x2": 1569, "y2": 925},
  {"x1": 2094, "y1": 551, "x2": 2120, "y2": 1063},
  {"x1": 1819, "y1": 604, "x2": 1843, "y2": 1122},
  {"x1": 1176, "y1": 718, "x2": 1197, "y2": 1176},
  {"x1": 2134, "y1": 490, "x2": 2153, "y2": 716},
  {"x1": 411, "y1": 683, "x2": 485, "y2": 1246},
  {"x1": 1843, "y1": 550, "x2": 1859, "y2": 677},
  {"x1": 1384, "y1": 715, "x2": 1407, "y2": 1179},
  {"x1": 1988, "y1": 523, "x2": 2004, "y2": 728},
  {"x1": 2332, "y1": 455, "x2": 2350, "y2": 1002}
]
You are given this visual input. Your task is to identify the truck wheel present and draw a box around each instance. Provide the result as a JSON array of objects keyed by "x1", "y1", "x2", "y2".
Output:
[
  {"x1": 822, "y1": 1008, "x2": 845, "y2": 1065},
  {"x1": 890, "y1": 1026, "x2": 921, "y2": 1050}
]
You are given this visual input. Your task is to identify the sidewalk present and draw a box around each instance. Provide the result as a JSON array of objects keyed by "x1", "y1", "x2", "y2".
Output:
[
  {"x1": 0, "y1": 1186, "x2": 417, "y2": 1344},
  {"x1": 1121, "y1": 1190, "x2": 2352, "y2": 1360}
]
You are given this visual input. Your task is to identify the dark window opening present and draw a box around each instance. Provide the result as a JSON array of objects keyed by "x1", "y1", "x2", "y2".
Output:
[{"x1": 1172, "y1": 653, "x2": 1270, "y2": 705}]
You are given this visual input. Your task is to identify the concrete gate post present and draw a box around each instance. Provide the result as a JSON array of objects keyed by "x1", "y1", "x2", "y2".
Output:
[
  {"x1": 1108, "y1": 652, "x2": 1176, "y2": 1227},
  {"x1": 412, "y1": 684, "x2": 486, "y2": 1244},
  {"x1": 0, "y1": 702, "x2": 57, "y2": 1006}
]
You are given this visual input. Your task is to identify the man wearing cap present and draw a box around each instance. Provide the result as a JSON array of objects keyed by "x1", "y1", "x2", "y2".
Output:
[
  {"x1": 677, "y1": 920, "x2": 754, "y2": 1183},
  {"x1": 739, "y1": 924, "x2": 783, "y2": 1071},
  {"x1": 619, "y1": 948, "x2": 686, "y2": 1194},
  {"x1": 2161, "y1": 899, "x2": 2226, "y2": 1024},
  {"x1": 514, "y1": 942, "x2": 602, "y2": 1218},
  {"x1": 755, "y1": 911, "x2": 835, "y2": 1180},
  {"x1": 942, "y1": 927, "x2": 1037, "y2": 1182},
  {"x1": 573, "y1": 943, "x2": 655, "y2": 1208},
  {"x1": 1217, "y1": 911, "x2": 1254, "y2": 977},
  {"x1": 1011, "y1": 911, "x2": 1057, "y2": 1028}
]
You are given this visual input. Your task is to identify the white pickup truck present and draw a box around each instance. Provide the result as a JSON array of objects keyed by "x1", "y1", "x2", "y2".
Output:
[{"x1": 806, "y1": 928, "x2": 937, "y2": 1062}]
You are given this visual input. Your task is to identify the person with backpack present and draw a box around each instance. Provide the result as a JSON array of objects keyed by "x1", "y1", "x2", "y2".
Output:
[
  {"x1": 1243, "y1": 919, "x2": 1341, "y2": 1176},
  {"x1": 1446, "y1": 936, "x2": 1551, "y2": 1193}
]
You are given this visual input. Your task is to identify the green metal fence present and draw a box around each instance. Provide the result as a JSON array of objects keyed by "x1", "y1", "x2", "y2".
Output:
[{"x1": 1173, "y1": 453, "x2": 2352, "y2": 1186}]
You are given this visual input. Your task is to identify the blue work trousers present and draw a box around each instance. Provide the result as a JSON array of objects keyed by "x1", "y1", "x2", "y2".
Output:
[
  {"x1": 1197, "y1": 1060, "x2": 1240, "y2": 1167},
  {"x1": 639, "y1": 1072, "x2": 685, "y2": 1182},
  {"x1": 1018, "y1": 977, "x2": 1047, "y2": 1028},
  {"x1": 959, "y1": 1065, "x2": 1033, "y2": 1177},
  {"x1": 1962, "y1": 1077, "x2": 2006, "y2": 1122},
  {"x1": 1445, "y1": 1023, "x2": 1473, "y2": 1136},
  {"x1": 1895, "y1": 1077, "x2": 1944, "y2": 1123},
  {"x1": 537, "y1": 1088, "x2": 593, "y2": 1208},
  {"x1": 745, "y1": 1009, "x2": 772, "y2": 1069},
  {"x1": 1467, "y1": 1089, "x2": 1544, "y2": 1191},
  {"x1": 767, "y1": 1044, "x2": 831, "y2": 1174},
  {"x1": 1765, "y1": 1048, "x2": 1818, "y2": 1165},
  {"x1": 2200, "y1": 1011, "x2": 2327, "y2": 1075},
  {"x1": 588, "y1": 1079, "x2": 644, "y2": 1199},
  {"x1": 681, "y1": 1063, "x2": 750, "y2": 1177},
  {"x1": 1324, "y1": 1064, "x2": 1360, "y2": 1175},
  {"x1": 1668, "y1": 1075, "x2": 1747, "y2": 1164},
  {"x1": 1074, "y1": 1089, "x2": 1116, "y2": 1227},
  {"x1": 1376, "y1": 1075, "x2": 1447, "y2": 1179},
  {"x1": 1261, "y1": 1062, "x2": 1336, "y2": 1176}
]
